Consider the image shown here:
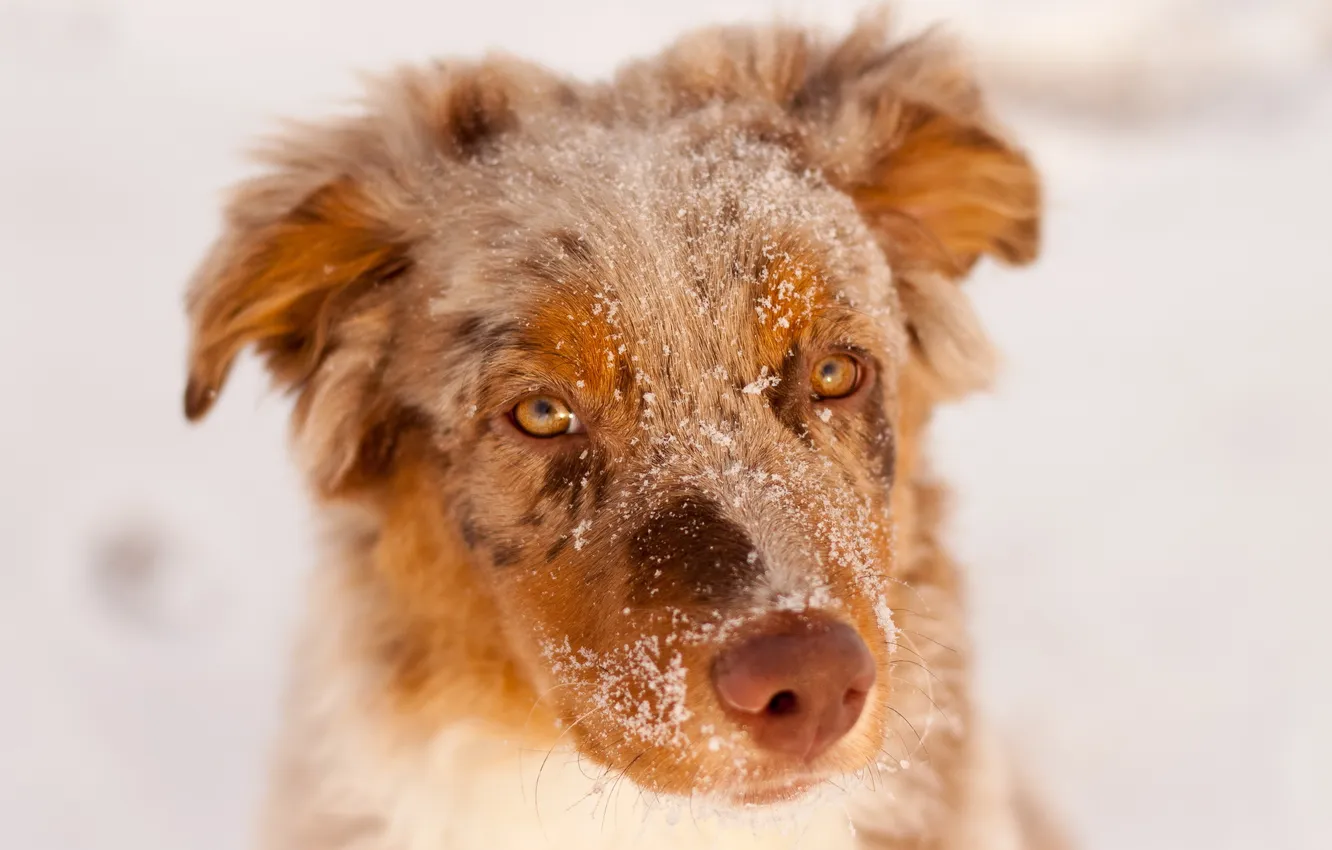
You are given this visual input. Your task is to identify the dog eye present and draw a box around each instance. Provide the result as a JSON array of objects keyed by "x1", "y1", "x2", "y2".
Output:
[
  {"x1": 810, "y1": 354, "x2": 862, "y2": 400},
  {"x1": 511, "y1": 395, "x2": 583, "y2": 438}
]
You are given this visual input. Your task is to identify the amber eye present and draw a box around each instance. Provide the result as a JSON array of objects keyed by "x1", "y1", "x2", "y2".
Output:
[
  {"x1": 511, "y1": 395, "x2": 583, "y2": 438},
  {"x1": 810, "y1": 353, "x2": 862, "y2": 400}
]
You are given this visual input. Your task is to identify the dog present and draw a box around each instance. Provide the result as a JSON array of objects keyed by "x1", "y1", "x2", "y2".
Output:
[{"x1": 182, "y1": 12, "x2": 1057, "y2": 850}]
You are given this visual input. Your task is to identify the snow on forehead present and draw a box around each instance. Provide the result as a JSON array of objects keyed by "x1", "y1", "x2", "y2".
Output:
[{"x1": 492, "y1": 120, "x2": 893, "y2": 313}]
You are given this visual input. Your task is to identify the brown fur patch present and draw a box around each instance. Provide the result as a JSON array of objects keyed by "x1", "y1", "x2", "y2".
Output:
[
  {"x1": 749, "y1": 249, "x2": 829, "y2": 360},
  {"x1": 355, "y1": 459, "x2": 548, "y2": 731}
]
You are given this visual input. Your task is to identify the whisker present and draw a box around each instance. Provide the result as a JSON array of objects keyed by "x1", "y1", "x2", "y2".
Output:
[
  {"x1": 518, "y1": 680, "x2": 585, "y2": 806},
  {"x1": 574, "y1": 744, "x2": 604, "y2": 782},
  {"x1": 534, "y1": 704, "x2": 604, "y2": 831},
  {"x1": 896, "y1": 630, "x2": 941, "y2": 747},
  {"x1": 890, "y1": 677, "x2": 959, "y2": 733},
  {"x1": 888, "y1": 657, "x2": 951, "y2": 690},
  {"x1": 883, "y1": 636, "x2": 936, "y2": 667},
  {"x1": 600, "y1": 750, "x2": 646, "y2": 833},
  {"x1": 684, "y1": 761, "x2": 710, "y2": 837},
  {"x1": 884, "y1": 703, "x2": 932, "y2": 763},
  {"x1": 894, "y1": 626, "x2": 960, "y2": 655},
  {"x1": 882, "y1": 578, "x2": 936, "y2": 615},
  {"x1": 884, "y1": 703, "x2": 927, "y2": 767},
  {"x1": 884, "y1": 605, "x2": 943, "y2": 625}
]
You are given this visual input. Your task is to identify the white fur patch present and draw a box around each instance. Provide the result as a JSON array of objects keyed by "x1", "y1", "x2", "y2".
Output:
[{"x1": 376, "y1": 727, "x2": 869, "y2": 850}]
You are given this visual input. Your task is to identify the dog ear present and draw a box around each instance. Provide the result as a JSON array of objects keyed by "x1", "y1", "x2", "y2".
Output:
[
  {"x1": 630, "y1": 14, "x2": 1041, "y2": 396},
  {"x1": 183, "y1": 175, "x2": 409, "y2": 422},
  {"x1": 183, "y1": 60, "x2": 567, "y2": 493},
  {"x1": 806, "y1": 21, "x2": 1041, "y2": 266},
  {"x1": 809, "y1": 20, "x2": 1041, "y2": 396},
  {"x1": 803, "y1": 19, "x2": 1040, "y2": 397}
]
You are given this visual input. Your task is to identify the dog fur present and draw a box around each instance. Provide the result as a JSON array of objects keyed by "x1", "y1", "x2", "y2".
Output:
[{"x1": 183, "y1": 12, "x2": 1054, "y2": 850}]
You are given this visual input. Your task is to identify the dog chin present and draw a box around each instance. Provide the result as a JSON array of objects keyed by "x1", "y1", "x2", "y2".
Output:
[
  {"x1": 722, "y1": 776, "x2": 822, "y2": 807},
  {"x1": 681, "y1": 762, "x2": 844, "y2": 810}
]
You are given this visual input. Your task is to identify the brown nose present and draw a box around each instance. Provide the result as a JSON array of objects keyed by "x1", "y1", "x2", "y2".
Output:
[{"x1": 711, "y1": 614, "x2": 876, "y2": 762}]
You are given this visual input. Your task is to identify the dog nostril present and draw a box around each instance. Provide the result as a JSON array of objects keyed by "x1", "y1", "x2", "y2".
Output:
[{"x1": 766, "y1": 690, "x2": 799, "y2": 716}]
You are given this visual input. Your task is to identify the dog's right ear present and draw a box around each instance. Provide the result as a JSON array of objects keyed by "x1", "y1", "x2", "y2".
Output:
[
  {"x1": 182, "y1": 173, "x2": 410, "y2": 422},
  {"x1": 183, "y1": 59, "x2": 577, "y2": 422},
  {"x1": 183, "y1": 60, "x2": 574, "y2": 494}
]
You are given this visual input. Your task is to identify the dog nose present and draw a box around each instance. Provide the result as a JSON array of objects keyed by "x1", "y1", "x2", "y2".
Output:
[{"x1": 711, "y1": 614, "x2": 875, "y2": 762}]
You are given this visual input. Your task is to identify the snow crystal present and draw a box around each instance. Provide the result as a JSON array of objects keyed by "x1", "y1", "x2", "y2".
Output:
[
  {"x1": 541, "y1": 634, "x2": 693, "y2": 748},
  {"x1": 741, "y1": 366, "x2": 780, "y2": 395},
  {"x1": 874, "y1": 596, "x2": 899, "y2": 653},
  {"x1": 698, "y1": 421, "x2": 734, "y2": 448},
  {"x1": 571, "y1": 520, "x2": 591, "y2": 551}
]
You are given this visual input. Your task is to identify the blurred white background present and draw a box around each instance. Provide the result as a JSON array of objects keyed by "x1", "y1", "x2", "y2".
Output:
[{"x1": 1, "y1": 1, "x2": 1329, "y2": 849}]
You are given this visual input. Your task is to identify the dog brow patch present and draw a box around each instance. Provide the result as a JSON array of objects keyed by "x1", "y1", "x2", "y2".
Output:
[
  {"x1": 762, "y1": 350, "x2": 811, "y2": 442},
  {"x1": 539, "y1": 446, "x2": 611, "y2": 515},
  {"x1": 748, "y1": 248, "x2": 827, "y2": 362},
  {"x1": 864, "y1": 395, "x2": 896, "y2": 485}
]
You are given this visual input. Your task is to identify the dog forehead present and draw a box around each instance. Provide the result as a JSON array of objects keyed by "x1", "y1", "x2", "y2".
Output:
[
  {"x1": 508, "y1": 229, "x2": 818, "y2": 407},
  {"x1": 395, "y1": 121, "x2": 901, "y2": 422},
  {"x1": 492, "y1": 126, "x2": 891, "y2": 373}
]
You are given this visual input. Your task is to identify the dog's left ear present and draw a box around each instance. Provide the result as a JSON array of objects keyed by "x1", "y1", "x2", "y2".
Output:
[
  {"x1": 810, "y1": 26, "x2": 1041, "y2": 275},
  {"x1": 811, "y1": 22, "x2": 1042, "y2": 397},
  {"x1": 631, "y1": 15, "x2": 1041, "y2": 396}
]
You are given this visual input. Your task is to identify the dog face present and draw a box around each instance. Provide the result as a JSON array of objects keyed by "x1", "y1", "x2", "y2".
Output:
[
  {"x1": 183, "y1": 20, "x2": 1038, "y2": 806},
  {"x1": 426, "y1": 128, "x2": 907, "y2": 800}
]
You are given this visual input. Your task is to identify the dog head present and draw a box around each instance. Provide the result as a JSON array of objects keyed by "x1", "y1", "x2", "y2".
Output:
[{"x1": 183, "y1": 17, "x2": 1039, "y2": 806}]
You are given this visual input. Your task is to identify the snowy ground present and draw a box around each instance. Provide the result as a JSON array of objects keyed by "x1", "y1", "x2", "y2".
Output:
[{"x1": 1, "y1": 2, "x2": 1329, "y2": 849}]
